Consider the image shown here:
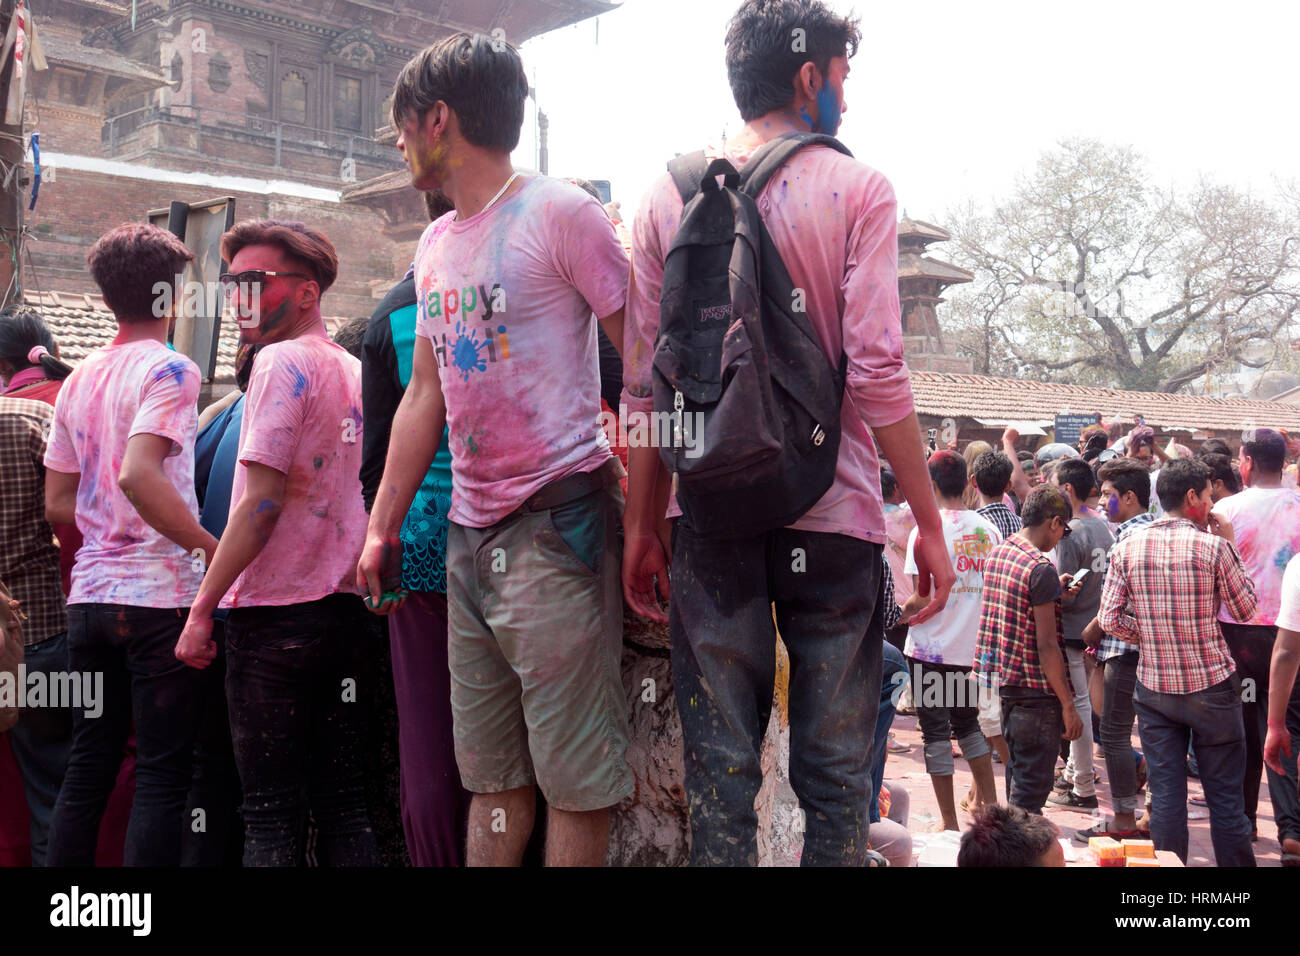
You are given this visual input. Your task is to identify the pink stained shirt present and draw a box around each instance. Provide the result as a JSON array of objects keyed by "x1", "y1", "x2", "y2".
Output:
[
  {"x1": 219, "y1": 333, "x2": 367, "y2": 609},
  {"x1": 1213, "y1": 486, "x2": 1300, "y2": 627},
  {"x1": 414, "y1": 176, "x2": 629, "y2": 528},
  {"x1": 622, "y1": 140, "x2": 914, "y2": 544},
  {"x1": 43, "y1": 339, "x2": 203, "y2": 608}
]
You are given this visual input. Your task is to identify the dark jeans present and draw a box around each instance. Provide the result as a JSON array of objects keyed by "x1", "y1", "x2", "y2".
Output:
[
  {"x1": 182, "y1": 621, "x2": 243, "y2": 866},
  {"x1": 871, "y1": 642, "x2": 909, "y2": 823},
  {"x1": 1000, "y1": 688, "x2": 1062, "y2": 814},
  {"x1": 1100, "y1": 653, "x2": 1141, "y2": 815},
  {"x1": 671, "y1": 521, "x2": 883, "y2": 866},
  {"x1": 1219, "y1": 622, "x2": 1300, "y2": 842},
  {"x1": 908, "y1": 658, "x2": 989, "y2": 776},
  {"x1": 6, "y1": 632, "x2": 71, "y2": 866},
  {"x1": 47, "y1": 604, "x2": 202, "y2": 866},
  {"x1": 225, "y1": 593, "x2": 381, "y2": 867},
  {"x1": 1134, "y1": 676, "x2": 1256, "y2": 866}
]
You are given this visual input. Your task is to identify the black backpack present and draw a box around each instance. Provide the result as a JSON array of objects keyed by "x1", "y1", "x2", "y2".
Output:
[{"x1": 652, "y1": 132, "x2": 851, "y2": 538}]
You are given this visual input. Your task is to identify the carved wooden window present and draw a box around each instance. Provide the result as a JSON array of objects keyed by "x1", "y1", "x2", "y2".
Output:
[
  {"x1": 280, "y1": 71, "x2": 307, "y2": 126},
  {"x1": 334, "y1": 75, "x2": 362, "y2": 132}
]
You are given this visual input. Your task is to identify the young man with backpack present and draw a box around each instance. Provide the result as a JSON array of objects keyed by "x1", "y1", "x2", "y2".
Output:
[{"x1": 622, "y1": 0, "x2": 953, "y2": 866}]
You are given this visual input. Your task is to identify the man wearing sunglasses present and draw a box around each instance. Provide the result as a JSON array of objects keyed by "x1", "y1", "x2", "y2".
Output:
[
  {"x1": 175, "y1": 220, "x2": 377, "y2": 867},
  {"x1": 974, "y1": 485, "x2": 1084, "y2": 815}
]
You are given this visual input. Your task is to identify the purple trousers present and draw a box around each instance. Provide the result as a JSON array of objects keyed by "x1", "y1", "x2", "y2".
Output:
[{"x1": 388, "y1": 591, "x2": 471, "y2": 866}]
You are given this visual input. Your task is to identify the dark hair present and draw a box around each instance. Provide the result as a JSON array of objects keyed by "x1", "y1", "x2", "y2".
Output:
[
  {"x1": 1243, "y1": 427, "x2": 1286, "y2": 475},
  {"x1": 569, "y1": 178, "x2": 602, "y2": 201},
  {"x1": 424, "y1": 190, "x2": 454, "y2": 221},
  {"x1": 1096, "y1": 458, "x2": 1152, "y2": 510},
  {"x1": 87, "y1": 223, "x2": 195, "y2": 321},
  {"x1": 1020, "y1": 485, "x2": 1072, "y2": 528},
  {"x1": 880, "y1": 467, "x2": 898, "y2": 501},
  {"x1": 928, "y1": 449, "x2": 967, "y2": 499},
  {"x1": 1156, "y1": 458, "x2": 1212, "y2": 513},
  {"x1": 0, "y1": 307, "x2": 72, "y2": 380},
  {"x1": 971, "y1": 450, "x2": 1013, "y2": 497},
  {"x1": 221, "y1": 220, "x2": 339, "y2": 294},
  {"x1": 332, "y1": 315, "x2": 370, "y2": 359},
  {"x1": 1201, "y1": 437, "x2": 1231, "y2": 457},
  {"x1": 1198, "y1": 452, "x2": 1240, "y2": 495},
  {"x1": 724, "y1": 0, "x2": 861, "y2": 121},
  {"x1": 392, "y1": 33, "x2": 529, "y2": 152},
  {"x1": 1055, "y1": 458, "x2": 1096, "y2": 503},
  {"x1": 958, "y1": 804, "x2": 1060, "y2": 867}
]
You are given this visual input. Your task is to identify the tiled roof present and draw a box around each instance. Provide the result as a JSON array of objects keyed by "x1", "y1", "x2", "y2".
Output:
[
  {"x1": 40, "y1": 32, "x2": 168, "y2": 84},
  {"x1": 27, "y1": 290, "x2": 349, "y2": 383},
  {"x1": 910, "y1": 371, "x2": 1300, "y2": 433}
]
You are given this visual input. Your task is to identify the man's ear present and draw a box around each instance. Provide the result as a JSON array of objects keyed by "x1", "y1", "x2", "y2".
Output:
[
  {"x1": 795, "y1": 60, "x2": 821, "y2": 99},
  {"x1": 300, "y1": 281, "x2": 319, "y2": 310}
]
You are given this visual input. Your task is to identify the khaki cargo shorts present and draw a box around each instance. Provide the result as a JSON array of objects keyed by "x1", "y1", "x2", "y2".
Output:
[{"x1": 446, "y1": 482, "x2": 632, "y2": 812}]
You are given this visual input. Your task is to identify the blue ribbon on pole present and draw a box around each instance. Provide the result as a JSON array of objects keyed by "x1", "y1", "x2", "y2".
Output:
[{"x1": 28, "y1": 132, "x2": 39, "y2": 211}]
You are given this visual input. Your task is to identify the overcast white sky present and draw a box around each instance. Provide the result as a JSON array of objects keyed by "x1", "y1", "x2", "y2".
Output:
[{"x1": 512, "y1": 0, "x2": 1299, "y2": 221}]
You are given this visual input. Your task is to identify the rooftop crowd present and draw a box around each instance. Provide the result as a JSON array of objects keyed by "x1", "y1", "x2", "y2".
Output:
[{"x1": 0, "y1": 0, "x2": 1296, "y2": 868}]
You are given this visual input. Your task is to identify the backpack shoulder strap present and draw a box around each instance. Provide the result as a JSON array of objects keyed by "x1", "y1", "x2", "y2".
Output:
[
  {"x1": 738, "y1": 132, "x2": 852, "y2": 198},
  {"x1": 667, "y1": 151, "x2": 711, "y2": 205}
]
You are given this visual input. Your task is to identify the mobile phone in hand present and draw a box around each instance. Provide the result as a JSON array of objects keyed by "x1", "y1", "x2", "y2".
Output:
[{"x1": 1068, "y1": 568, "x2": 1091, "y2": 588}]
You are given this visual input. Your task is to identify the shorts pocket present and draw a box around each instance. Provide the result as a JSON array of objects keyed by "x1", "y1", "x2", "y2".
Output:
[{"x1": 544, "y1": 492, "x2": 605, "y2": 575}]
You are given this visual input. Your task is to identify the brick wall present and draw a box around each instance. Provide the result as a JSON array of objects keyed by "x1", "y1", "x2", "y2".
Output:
[{"x1": 24, "y1": 167, "x2": 414, "y2": 320}]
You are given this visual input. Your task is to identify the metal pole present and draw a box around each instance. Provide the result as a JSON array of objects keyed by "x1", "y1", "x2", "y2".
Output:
[{"x1": 274, "y1": 121, "x2": 281, "y2": 168}]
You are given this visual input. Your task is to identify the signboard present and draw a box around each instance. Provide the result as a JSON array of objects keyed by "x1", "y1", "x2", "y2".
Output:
[
  {"x1": 1054, "y1": 412, "x2": 1102, "y2": 448},
  {"x1": 147, "y1": 197, "x2": 236, "y2": 382}
]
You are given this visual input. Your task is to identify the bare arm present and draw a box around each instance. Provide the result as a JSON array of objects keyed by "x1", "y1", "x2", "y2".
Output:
[
  {"x1": 188, "y1": 462, "x2": 286, "y2": 619},
  {"x1": 623, "y1": 443, "x2": 670, "y2": 623},
  {"x1": 1002, "y1": 427, "x2": 1031, "y2": 501},
  {"x1": 1265, "y1": 627, "x2": 1300, "y2": 774},
  {"x1": 118, "y1": 434, "x2": 219, "y2": 559},
  {"x1": 45, "y1": 469, "x2": 79, "y2": 526},
  {"x1": 197, "y1": 388, "x2": 241, "y2": 433},
  {"x1": 1034, "y1": 601, "x2": 1082, "y2": 739},
  {"x1": 597, "y1": 307, "x2": 624, "y2": 360},
  {"x1": 873, "y1": 411, "x2": 951, "y2": 624},
  {"x1": 358, "y1": 333, "x2": 445, "y2": 609}
]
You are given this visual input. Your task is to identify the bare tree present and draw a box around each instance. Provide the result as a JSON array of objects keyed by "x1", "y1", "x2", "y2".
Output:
[{"x1": 943, "y1": 139, "x2": 1300, "y2": 392}]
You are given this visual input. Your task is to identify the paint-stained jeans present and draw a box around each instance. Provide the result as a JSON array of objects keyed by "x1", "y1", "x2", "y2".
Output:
[
  {"x1": 225, "y1": 593, "x2": 380, "y2": 867},
  {"x1": 47, "y1": 605, "x2": 201, "y2": 866},
  {"x1": 671, "y1": 521, "x2": 883, "y2": 866}
]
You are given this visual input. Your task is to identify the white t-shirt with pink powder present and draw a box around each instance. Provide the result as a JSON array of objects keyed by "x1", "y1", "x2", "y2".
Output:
[
  {"x1": 414, "y1": 176, "x2": 629, "y2": 528},
  {"x1": 219, "y1": 333, "x2": 367, "y2": 609},
  {"x1": 44, "y1": 339, "x2": 203, "y2": 608}
]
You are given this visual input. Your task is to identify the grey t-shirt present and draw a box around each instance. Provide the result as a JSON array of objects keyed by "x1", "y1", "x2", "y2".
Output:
[{"x1": 1056, "y1": 515, "x2": 1115, "y2": 646}]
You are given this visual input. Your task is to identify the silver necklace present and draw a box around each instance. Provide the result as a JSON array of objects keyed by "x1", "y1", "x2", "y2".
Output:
[{"x1": 464, "y1": 171, "x2": 519, "y2": 220}]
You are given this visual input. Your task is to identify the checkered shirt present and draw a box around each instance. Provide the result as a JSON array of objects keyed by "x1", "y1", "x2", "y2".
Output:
[
  {"x1": 1096, "y1": 512, "x2": 1156, "y2": 662},
  {"x1": 0, "y1": 396, "x2": 67, "y2": 645},
  {"x1": 880, "y1": 552, "x2": 900, "y2": 630},
  {"x1": 977, "y1": 502, "x2": 1022, "y2": 540},
  {"x1": 1098, "y1": 516, "x2": 1256, "y2": 694},
  {"x1": 975, "y1": 534, "x2": 1067, "y2": 695}
]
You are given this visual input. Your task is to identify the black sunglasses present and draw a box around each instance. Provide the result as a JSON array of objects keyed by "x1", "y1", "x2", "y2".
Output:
[{"x1": 219, "y1": 269, "x2": 313, "y2": 297}]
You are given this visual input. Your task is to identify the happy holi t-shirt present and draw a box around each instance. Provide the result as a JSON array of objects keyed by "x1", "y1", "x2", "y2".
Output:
[
  {"x1": 44, "y1": 339, "x2": 203, "y2": 608},
  {"x1": 904, "y1": 509, "x2": 1002, "y2": 666},
  {"x1": 622, "y1": 140, "x2": 914, "y2": 544},
  {"x1": 1214, "y1": 486, "x2": 1300, "y2": 627},
  {"x1": 219, "y1": 333, "x2": 367, "y2": 609},
  {"x1": 414, "y1": 176, "x2": 629, "y2": 528}
]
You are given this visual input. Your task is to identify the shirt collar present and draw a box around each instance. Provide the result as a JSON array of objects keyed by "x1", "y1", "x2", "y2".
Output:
[
  {"x1": 2, "y1": 367, "x2": 47, "y2": 393},
  {"x1": 1118, "y1": 512, "x2": 1155, "y2": 534}
]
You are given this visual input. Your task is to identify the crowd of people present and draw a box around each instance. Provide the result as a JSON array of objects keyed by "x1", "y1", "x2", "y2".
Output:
[{"x1": 0, "y1": 0, "x2": 1298, "y2": 868}]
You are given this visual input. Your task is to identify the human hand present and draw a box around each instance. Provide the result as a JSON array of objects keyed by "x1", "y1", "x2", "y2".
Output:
[
  {"x1": 910, "y1": 528, "x2": 955, "y2": 626},
  {"x1": 1062, "y1": 704, "x2": 1084, "y2": 741},
  {"x1": 357, "y1": 532, "x2": 407, "y2": 616},
  {"x1": 175, "y1": 613, "x2": 218, "y2": 669},
  {"x1": 1264, "y1": 718, "x2": 1292, "y2": 776},
  {"x1": 623, "y1": 530, "x2": 669, "y2": 624}
]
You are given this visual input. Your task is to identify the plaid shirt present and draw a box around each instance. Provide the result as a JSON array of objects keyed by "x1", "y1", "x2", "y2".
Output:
[
  {"x1": 975, "y1": 534, "x2": 1067, "y2": 695},
  {"x1": 0, "y1": 396, "x2": 67, "y2": 645},
  {"x1": 977, "y1": 501, "x2": 1022, "y2": 540},
  {"x1": 1096, "y1": 512, "x2": 1156, "y2": 662},
  {"x1": 1098, "y1": 516, "x2": 1256, "y2": 694}
]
